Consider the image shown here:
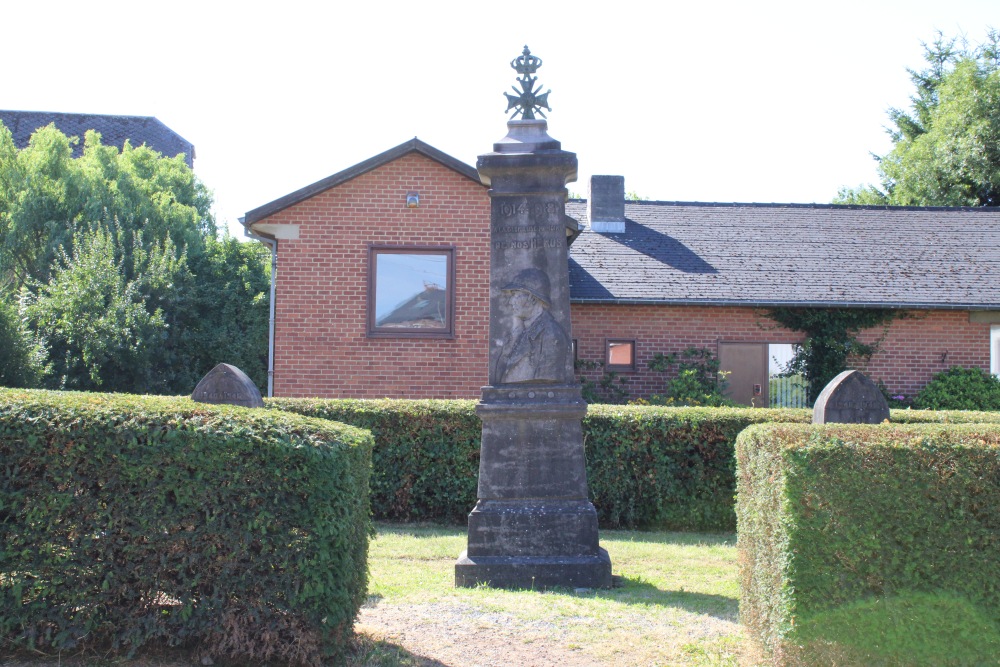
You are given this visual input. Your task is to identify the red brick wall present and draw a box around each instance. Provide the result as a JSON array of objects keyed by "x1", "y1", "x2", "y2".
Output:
[
  {"x1": 264, "y1": 153, "x2": 491, "y2": 399},
  {"x1": 570, "y1": 304, "x2": 991, "y2": 401},
  {"x1": 260, "y1": 155, "x2": 991, "y2": 401},
  {"x1": 857, "y1": 310, "x2": 990, "y2": 398}
]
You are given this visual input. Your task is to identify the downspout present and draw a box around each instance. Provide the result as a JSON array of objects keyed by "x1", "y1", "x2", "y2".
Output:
[{"x1": 242, "y1": 219, "x2": 276, "y2": 398}]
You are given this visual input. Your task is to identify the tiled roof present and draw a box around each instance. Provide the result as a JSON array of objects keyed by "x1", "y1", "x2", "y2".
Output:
[
  {"x1": 567, "y1": 200, "x2": 1000, "y2": 309},
  {"x1": 0, "y1": 111, "x2": 194, "y2": 167}
]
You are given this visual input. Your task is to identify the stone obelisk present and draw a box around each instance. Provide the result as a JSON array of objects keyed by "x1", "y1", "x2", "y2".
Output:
[{"x1": 455, "y1": 47, "x2": 612, "y2": 589}]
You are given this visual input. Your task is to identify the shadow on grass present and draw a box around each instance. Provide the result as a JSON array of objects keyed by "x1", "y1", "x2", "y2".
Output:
[
  {"x1": 595, "y1": 575, "x2": 738, "y2": 621},
  {"x1": 350, "y1": 633, "x2": 452, "y2": 667}
]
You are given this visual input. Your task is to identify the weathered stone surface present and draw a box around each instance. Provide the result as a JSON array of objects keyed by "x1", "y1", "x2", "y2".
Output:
[
  {"x1": 456, "y1": 118, "x2": 611, "y2": 589},
  {"x1": 812, "y1": 370, "x2": 890, "y2": 424},
  {"x1": 191, "y1": 363, "x2": 264, "y2": 408},
  {"x1": 455, "y1": 548, "x2": 613, "y2": 590}
]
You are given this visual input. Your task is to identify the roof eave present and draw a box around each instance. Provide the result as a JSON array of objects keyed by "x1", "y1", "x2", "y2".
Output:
[{"x1": 569, "y1": 297, "x2": 1000, "y2": 311}]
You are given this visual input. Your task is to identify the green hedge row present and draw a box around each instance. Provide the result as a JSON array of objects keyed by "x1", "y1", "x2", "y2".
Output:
[
  {"x1": 268, "y1": 398, "x2": 482, "y2": 524},
  {"x1": 266, "y1": 398, "x2": 1000, "y2": 533},
  {"x1": 582, "y1": 405, "x2": 809, "y2": 530},
  {"x1": 736, "y1": 423, "x2": 1000, "y2": 665},
  {"x1": 0, "y1": 389, "x2": 372, "y2": 666},
  {"x1": 269, "y1": 398, "x2": 818, "y2": 531}
]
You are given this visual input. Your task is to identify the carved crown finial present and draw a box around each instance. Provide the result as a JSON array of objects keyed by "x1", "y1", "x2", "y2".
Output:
[{"x1": 503, "y1": 45, "x2": 551, "y2": 120}]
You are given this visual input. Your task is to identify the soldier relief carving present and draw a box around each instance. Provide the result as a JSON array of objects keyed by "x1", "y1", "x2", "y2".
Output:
[{"x1": 494, "y1": 268, "x2": 569, "y2": 384}]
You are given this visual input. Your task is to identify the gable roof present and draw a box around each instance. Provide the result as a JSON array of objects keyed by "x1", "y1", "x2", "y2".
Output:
[
  {"x1": 567, "y1": 200, "x2": 1000, "y2": 310},
  {"x1": 0, "y1": 110, "x2": 195, "y2": 167},
  {"x1": 243, "y1": 138, "x2": 482, "y2": 225}
]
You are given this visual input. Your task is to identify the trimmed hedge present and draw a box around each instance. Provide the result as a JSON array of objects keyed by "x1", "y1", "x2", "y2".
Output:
[
  {"x1": 0, "y1": 389, "x2": 372, "y2": 666},
  {"x1": 890, "y1": 407, "x2": 1000, "y2": 423},
  {"x1": 583, "y1": 405, "x2": 809, "y2": 530},
  {"x1": 737, "y1": 423, "x2": 1000, "y2": 665},
  {"x1": 268, "y1": 398, "x2": 481, "y2": 523},
  {"x1": 269, "y1": 398, "x2": 814, "y2": 531}
]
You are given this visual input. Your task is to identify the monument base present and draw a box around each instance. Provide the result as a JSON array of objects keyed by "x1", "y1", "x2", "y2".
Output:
[
  {"x1": 455, "y1": 549, "x2": 612, "y2": 589},
  {"x1": 456, "y1": 499, "x2": 612, "y2": 589}
]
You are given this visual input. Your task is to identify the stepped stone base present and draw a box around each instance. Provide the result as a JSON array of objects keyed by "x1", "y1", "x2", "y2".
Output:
[{"x1": 455, "y1": 548, "x2": 612, "y2": 589}]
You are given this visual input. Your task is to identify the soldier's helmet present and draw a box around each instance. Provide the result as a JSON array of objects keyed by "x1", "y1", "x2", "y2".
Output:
[{"x1": 501, "y1": 268, "x2": 552, "y2": 308}]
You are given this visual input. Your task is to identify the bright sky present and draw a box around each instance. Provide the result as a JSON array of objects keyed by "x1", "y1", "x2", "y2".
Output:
[{"x1": 3, "y1": 1, "x2": 997, "y2": 238}]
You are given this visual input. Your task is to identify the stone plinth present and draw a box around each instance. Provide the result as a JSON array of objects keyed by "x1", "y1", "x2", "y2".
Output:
[{"x1": 455, "y1": 120, "x2": 612, "y2": 589}]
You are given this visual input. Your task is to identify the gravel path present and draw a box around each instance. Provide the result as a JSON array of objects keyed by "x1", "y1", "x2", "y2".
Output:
[{"x1": 356, "y1": 601, "x2": 606, "y2": 667}]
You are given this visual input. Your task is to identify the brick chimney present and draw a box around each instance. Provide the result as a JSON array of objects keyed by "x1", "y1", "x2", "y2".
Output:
[{"x1": 588, "y1": 175, "x2": 626, "y2": 233}]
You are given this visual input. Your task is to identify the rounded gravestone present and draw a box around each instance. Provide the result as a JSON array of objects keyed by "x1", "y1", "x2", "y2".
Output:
[
  {"x1": 191, "y1": 363, "x2": 264, "y2": 408},
  {"x1": 812, "y1": 370, "x2": 890, "y2": 424}
]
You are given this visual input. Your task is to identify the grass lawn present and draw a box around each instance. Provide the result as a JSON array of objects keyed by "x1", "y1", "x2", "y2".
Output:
[
  {"x1": 351, "y1": 523, "x2": 745, "y2": 666},
  {"x1": 1, "y1": 524, "x2": 746, "y2": 667}
]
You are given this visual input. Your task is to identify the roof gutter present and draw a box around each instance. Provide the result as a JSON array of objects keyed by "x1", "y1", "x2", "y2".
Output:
[
  {"x1": 569, "y1": 298, "x2": 1000, "y2": 311},
  {"x1": 242, "y1": 219, "x2": 276, "y2": 398}
]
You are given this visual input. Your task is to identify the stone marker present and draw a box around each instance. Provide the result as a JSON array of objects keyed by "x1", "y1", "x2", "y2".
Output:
[
  {"x1": 191, "y1": 363, "x2": 264, "y2": 408},
  {"x1": 455, "y1": 47, "x2": 612, "y2": 589},
  {"x1": 812, "y1": 370, "x2": 890, "y2": 424}
]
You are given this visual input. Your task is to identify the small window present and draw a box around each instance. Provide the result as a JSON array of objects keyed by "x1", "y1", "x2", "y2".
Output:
[
  {"x1": 606, "y1": 339, "x2": 635, "y2": 371},
  {"x1": 368, "y1": 246, "x2": 455, "y2": 338}
]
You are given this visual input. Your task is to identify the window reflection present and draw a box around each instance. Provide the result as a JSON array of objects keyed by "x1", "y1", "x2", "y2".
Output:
[{"x1": 370, "y1": 249, "x2": 453, "y2": 335}]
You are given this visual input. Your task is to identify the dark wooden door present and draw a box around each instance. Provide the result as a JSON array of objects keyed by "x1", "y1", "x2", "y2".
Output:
[{"x1": 719, "y1": 343, "x2": 768, "y2": 407}]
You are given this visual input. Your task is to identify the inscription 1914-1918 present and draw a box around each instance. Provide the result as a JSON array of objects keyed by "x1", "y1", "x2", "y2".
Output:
[{"x1": 499, "y1": 201, "x2": 558, "y2": 217}]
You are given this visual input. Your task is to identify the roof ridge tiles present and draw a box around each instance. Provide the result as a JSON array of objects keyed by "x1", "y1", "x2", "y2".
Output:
[{"x1": 570, "y1": 198, "x2": 997, "y2": 212}]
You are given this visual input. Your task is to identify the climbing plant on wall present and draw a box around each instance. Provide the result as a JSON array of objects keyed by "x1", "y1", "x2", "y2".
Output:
[{"x1": 767, "y1": 308, "x2": 902, "y2": 403}]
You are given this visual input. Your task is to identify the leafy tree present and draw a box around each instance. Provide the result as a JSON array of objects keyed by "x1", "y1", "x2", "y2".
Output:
[
  {"x1": 837, "y1": 30, "x2": 1000, "y2": 206},
  {"x1": 0, "y1": 123, "x2": 213, "y2": 288},
  {"x1": 169, "y1": 237, "x2": 271, "y2": 391},
  {"x1": 809, "y1": 31, "x2": 999, "y2": 403},
  {"x1": 0, "y1": 122, "x2": 268, "y2": 393},
  {"x1": 24, "y1": 225, "x2": 177, "y2": 392},
  {"x1": 0, "y1": 293, "x2": 47, "y2": 387}
]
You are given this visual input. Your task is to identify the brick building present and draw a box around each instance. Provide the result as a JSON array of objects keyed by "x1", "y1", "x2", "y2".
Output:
[{"x1": 243, "y1": 139, "x2": 1000, "y2": 405}]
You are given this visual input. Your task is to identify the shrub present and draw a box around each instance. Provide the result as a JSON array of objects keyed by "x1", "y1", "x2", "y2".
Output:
[
  {"x1": 270, "y1": 398, "x2": 812, "y2": 531},
  {"x1": 268, "y1": 397, "x2": 1000, "y2": 534},
  {"x1": 0, "y1": 389, "x2": 372, "y2": 665},
  {"x1": 0, "y1": 295, "x2": 46, "y2": 388},
  {"x1": 737, "y1": 422, "x2": 1000, "y2": 664},
  {"x1": 585, "y1": 405, "x2": 806, "y2": 530},
  {"x1": 914, "y1": 366, "x2": 1000, "y2": 410},
  {"x1": 640, "y1": 347, "x2": 737, "y2": 407},
  {"x1": 575, "y1": 358, "x2": 630, "y2": 404},
  {"x1": 268, "y1": 398, "x2": 481, "y2": 523}
]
